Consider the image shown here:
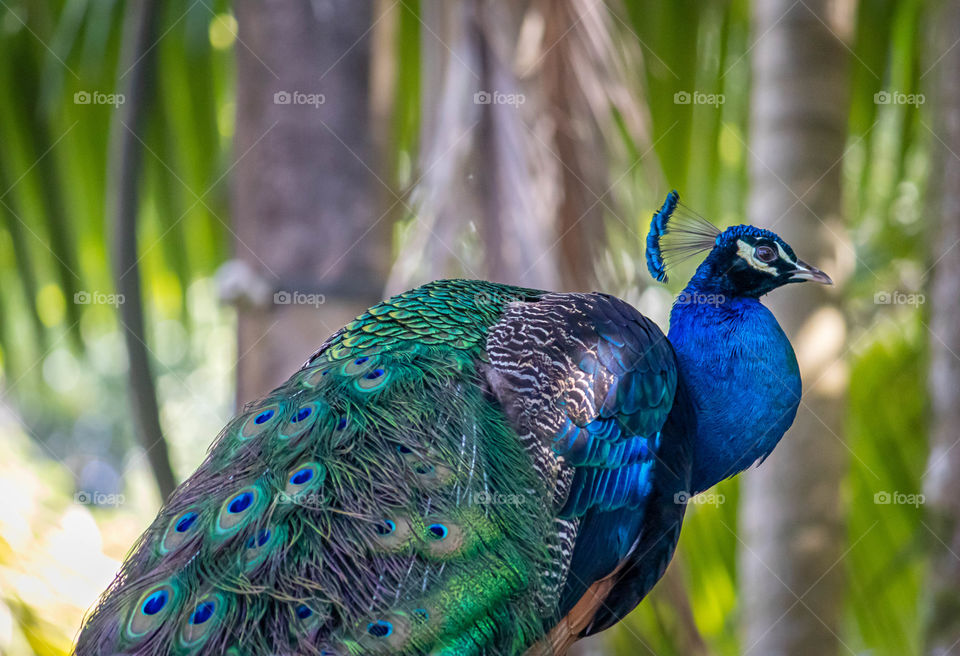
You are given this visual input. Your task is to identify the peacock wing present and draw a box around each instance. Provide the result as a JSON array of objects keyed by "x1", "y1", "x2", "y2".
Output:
[{"x1": 485, "y1": 292, "x2": 694, "y2": 645}]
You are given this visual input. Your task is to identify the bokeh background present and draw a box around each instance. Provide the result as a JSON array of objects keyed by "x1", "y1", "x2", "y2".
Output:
[{"x1": 0, "y1": 0, "x2": 957, "y2": 654}]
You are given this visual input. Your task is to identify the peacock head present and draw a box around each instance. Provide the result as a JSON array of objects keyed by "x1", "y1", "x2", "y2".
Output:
[{"x1": 645, "y1": 190, "x2": 832, "y2": 299}]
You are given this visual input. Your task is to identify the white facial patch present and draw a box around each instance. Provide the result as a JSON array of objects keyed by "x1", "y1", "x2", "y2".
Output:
[
  {"x1": 736, "y1": 239, "x2": 779, "y2": 275},
  {"x1": 775, "y1": 243, "x2": 796, "y2": 266}
]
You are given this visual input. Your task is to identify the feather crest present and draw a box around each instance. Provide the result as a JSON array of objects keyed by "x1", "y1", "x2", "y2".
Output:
[{"x1": 645, "y1": 191, "x2": 720, "y2": 283}]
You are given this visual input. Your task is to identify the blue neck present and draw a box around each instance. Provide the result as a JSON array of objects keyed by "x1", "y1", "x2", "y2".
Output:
[{"x1": 667, "y1": 282, "x2": 801, "y2": 494}]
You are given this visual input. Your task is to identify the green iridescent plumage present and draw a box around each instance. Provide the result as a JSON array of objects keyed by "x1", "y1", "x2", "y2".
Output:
[
  {"x1": 77, "y1": 280, "x2": 563, "y2": 655},
  {"x1": 77, "y1": 193, "x2": 833, "y2": 654}
]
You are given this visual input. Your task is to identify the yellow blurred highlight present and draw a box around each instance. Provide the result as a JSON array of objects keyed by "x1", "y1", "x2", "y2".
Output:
[
  {"x1": 795, "y1": 305, "x2": 848, "y2": 395},
  {"x1": 209, "y1": 13, "x2": 238, "y2": 50},
  {"x1": 150, "y1": 270, "x2": 183, "y2": 318},
  {"x1": 719, "y1": 123, "x2": 744, "y2": 168},
  {"x1": 218, "y1": 101, "x2": 236, "y2": 138},
  {"x1": 0, "y1": 409, "x2": 148, "y2": 656},
  {"x1": 36, "y1": 284, "x2": 66, "y2": 327},
  {"x1": 695, "y1": 569, "x2": 736, "y2": 634}
]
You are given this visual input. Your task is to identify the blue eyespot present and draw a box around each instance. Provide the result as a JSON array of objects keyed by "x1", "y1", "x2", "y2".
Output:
[
  {"x1": 412, "y1": 608, "x2": 429, "y2": 622},
  {"x1": 367, "y1": 620, "x2": 393, "y2": 638},
  {"x1": 228, "y1": 492, "x2": 254, "y2": 514},
  {"x1": 354, "y1": 357, "x2": 369, "y2": 365},
  {"x1": 141, "y1": 589, "x2": 168, "y2": 615},
  {"x1": 427, "y1": 523, "x2": 448, "y2": 539},
  {"x1": 336, "y1": 417, "x2": 347, "y2": 430},
  {"x1": 375, "y1": 519, "x2": 396, "y2": 536},
  {"x1": 190, "y1": 601, "x2": 216, "y2": 625},
  {"x1": 396, "y1": 444, "x2": 413, "y2": 454},
  {"x1": 290, "y1": 467, "x2": 314, "y2": 486},
  {"x1": 175, "y1": 512, "x2": 198, "y2": 533},
  {"x1": 365, "y1": 368, "x2": 385, "y2": 380},
  {"x1": 246, "y1": 528, "x2": 271, "y2": 548},
  {"x1": 255, "y1": 409, "x2": 275, "y2": 425},
  {"x1": 296, "y1": 604, "x2": 313, "y2": 619},
  {"x1": 292, "y1": 407, "x2": 312, "y2": 423}
]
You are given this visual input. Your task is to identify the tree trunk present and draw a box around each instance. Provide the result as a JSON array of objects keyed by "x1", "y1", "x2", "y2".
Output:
[
  {"x1": 109, "y1": 0, "x2": 177, "y2": 500},
  {"x1": 739, "y1": 1, "x2": 849, "y2": 654},
  {"x1": 232, "y1": 0, "x2": 388, "y2": 403},
  {"x1": 923, "y1": 1, "x2": 960, "y2": 653},
  {"x1": 539, "y1": 0, "x2": 608, "y2": 292},
  {"x1": 385, "y1": 0, "x2": 566, "y2": 293}
]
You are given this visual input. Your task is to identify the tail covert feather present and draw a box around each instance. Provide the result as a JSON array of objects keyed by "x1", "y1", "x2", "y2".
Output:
[{"x1": 77, "y1": 281, "x2": 571, "y2": 656}]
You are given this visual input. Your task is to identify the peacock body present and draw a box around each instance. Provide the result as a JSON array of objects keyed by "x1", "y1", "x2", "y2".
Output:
[{"x1": 76, "y1": 192, "x2": 831, "y2": 655}]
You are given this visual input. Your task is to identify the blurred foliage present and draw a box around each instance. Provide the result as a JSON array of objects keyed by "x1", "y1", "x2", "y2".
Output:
[{"x1": 0, "y1": 0, "x2": 941, "y2": 655}]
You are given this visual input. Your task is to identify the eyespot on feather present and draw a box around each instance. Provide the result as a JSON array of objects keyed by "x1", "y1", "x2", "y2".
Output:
[
  {"x1": 370, "y1": 515, "x2": 412, "y2": 551},
  {"x1": 216, "y1": 486, "x2": 264, "y2": 535},
  {"x1": 159, "y1": 508, "x2": 201, "y2": 554},
  {"x1": 299, "y1": 365, "x2": 331, "y2": 388},
  {"x1": 409, "y1": 457, "x2": 454, "y2": 487},
  {"x1": 355, "y1": 613, "x2": 412, "y2": 652},
  {"x1": 239, "y1": 403, "x2": 281, "y2": 440},
  {"x1": 243, "y1": 525, "x2": 285, "y2": 571},
  {"x1": 290, "y1": 600, "x2": 329, "y2": 641},
  {"x1": 296, "y1": 604, "x2": 313, "y2": 620},
  {"x1": 420, "y1": 517, "x2": 465, "y2": 558},
  {"x1": 342, "y1": 354, "x2": 377, "y2": 376},
  {"x1": 280, "y1": 461, "x2": 326, "y2": 508},
  {"x1": 355, "y1": 366, "x2": 389, "y2": 392},
  {"x1": 125, "y1": 582, "x2": 178, "y2": 640},
  {"x1": 279, "y1": 402, "x2": 321, "y2": 440},
  {"x1": 178, "y1": 592, "x2": 226, "y2": 648}
]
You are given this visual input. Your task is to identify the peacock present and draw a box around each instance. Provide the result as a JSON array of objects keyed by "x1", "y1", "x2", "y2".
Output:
[{"x1": 75, "y1": 191, "x2": 832, "y2": 656}]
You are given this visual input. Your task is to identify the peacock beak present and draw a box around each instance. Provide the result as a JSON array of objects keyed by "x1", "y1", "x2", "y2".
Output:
[{"x1": 789, "y1": 259, "x2": 833, "y2": 284}]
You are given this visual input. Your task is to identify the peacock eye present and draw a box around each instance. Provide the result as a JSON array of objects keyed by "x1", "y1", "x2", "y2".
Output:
[{"x1": 755, "y1": 245, "x2": 777, "y2": 263}]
